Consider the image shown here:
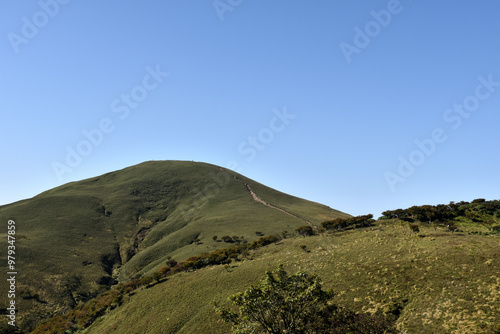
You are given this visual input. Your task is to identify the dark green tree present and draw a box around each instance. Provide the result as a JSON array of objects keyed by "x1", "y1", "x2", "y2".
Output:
[
  {"x1": 216, "y1": 265, "x2": 398, "y2": 334},
  {"x1": 216, "y1": 265, "x2": 334, "y2": 333}
]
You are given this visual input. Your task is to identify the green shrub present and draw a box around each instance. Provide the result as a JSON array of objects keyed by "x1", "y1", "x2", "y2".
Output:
[
  {"x1": 249, "y1": 235, "x2": 280, "y2": 249},
  {"x1": 296, "y1": 225, "x2": 314, "y2": 236},
  {"x1": 216, "y1": 265, "x2": 397, "y2": 334},
  {"x1": 409, "y1": 224, "x2": 420, "y2": 233}
]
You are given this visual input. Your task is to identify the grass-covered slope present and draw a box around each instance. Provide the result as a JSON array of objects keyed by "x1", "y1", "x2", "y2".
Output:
[
  {"x1": 82, "y1": 222, "x2": 500, "y2": 334},
  {"x1": 0, "y1": 161, "x2": 348, "y2": 325}
]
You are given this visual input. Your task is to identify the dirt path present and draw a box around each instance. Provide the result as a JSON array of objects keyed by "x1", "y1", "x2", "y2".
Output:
[{"x1": 219, "y1": 168, "x2": 312, "y2": 226}]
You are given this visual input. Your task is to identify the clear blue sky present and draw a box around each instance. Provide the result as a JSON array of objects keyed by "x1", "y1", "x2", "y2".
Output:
[{"x1": 1, "y1": 1, "x2": 499, "y2": 217}]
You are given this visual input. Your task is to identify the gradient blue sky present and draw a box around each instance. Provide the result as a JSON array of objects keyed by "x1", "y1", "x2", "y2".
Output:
[{"x1": 1, "y1": 1, "x2": 499, "y2": 217}]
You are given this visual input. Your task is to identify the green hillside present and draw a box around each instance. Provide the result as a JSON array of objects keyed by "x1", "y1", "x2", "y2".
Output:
[
  {"x1": 58, "y1": 221, "x2": 500, "y2": 334},
  {"x1": 0, "y1": 161, "x2": 348, "y2": 329}
]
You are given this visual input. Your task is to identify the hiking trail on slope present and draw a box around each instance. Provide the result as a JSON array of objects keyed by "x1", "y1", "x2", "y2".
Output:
[{"x1": 219, "y1": 168, "x2": 313, "y2": 226}]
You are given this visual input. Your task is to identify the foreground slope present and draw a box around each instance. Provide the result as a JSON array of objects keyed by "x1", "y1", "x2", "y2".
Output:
[
  {"x1": 0, "y1": 161, "x2": 348, "y2": 324},
  {"x1": 82, "y1": 222, "x2": 500, "y2": 334}
]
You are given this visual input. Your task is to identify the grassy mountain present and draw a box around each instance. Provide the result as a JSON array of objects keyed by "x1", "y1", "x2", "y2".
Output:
[{"x1": 0, "y1": 161, "x2": 348, "y2": 328}]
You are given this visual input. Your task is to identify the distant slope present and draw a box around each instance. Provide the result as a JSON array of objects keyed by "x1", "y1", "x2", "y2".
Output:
[{"x1": 0, "y1": 161, "x2": 349, "y2": 325}]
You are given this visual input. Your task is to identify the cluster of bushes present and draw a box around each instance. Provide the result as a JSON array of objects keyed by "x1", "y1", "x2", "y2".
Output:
[
  {"x1": 291, "y1": 215, "x2": 375, "y2": 239},
  {"x1": 321, "y1": 214, "x2": 375, "y2": 231},
  {"x1": 380, "y1": 199, "x2": 500, "y2": 231},
  {"x1": 219, "y1": 235, "x2": 246, "y2": 244},
  {"x1": 176, "y1": 248, "x2": 241, "y2": 271},
  {"x1": 158, "y1": 234, "x2": 283, "y2": 274},
  {"x1": 248, "y1": 234, "x2": 281, "y2": 248}
]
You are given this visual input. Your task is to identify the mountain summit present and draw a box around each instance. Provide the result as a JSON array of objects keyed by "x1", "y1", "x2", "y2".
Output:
[{"x1": 0, "y1": 161, "x2": 348, "y2": 319}]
